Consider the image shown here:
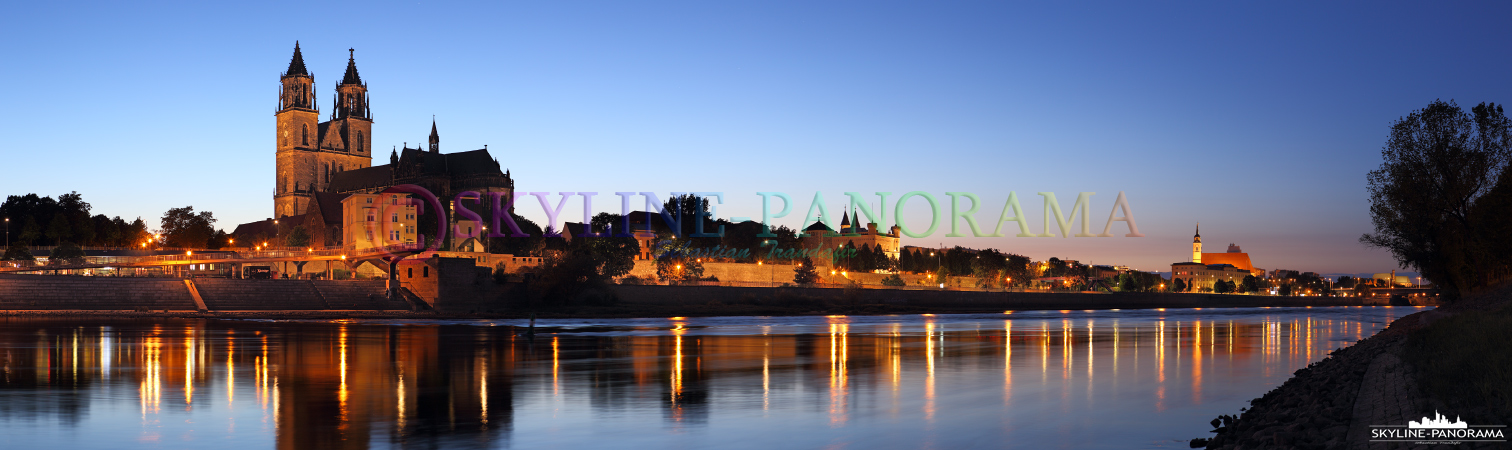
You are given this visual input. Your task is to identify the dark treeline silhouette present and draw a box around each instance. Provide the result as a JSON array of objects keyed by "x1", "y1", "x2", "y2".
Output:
[{"x1": 0, "y1": 192, "x2": 150, "y2": 248}]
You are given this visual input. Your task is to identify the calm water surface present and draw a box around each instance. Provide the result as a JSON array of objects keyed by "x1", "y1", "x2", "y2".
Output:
[{"x1": 0, "y1": 306, "x2": 1420, "y2": 449}]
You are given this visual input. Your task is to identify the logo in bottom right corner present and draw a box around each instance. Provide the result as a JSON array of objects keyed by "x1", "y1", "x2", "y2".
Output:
[{"x1": 1370, "y1": 411, "x2": 1507, "y2": 445}]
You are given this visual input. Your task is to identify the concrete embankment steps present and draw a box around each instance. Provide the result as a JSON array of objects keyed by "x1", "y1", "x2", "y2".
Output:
[
  {"x1": 311, "y1": 280, "x2": 410, "y2": 310},
  {"x1": 0, "y1": 276, "x2": 408, "y2": 311},
  {"x1": 0, "y1": 275, "x2": 199, "y2": 310},
  {"x1": 193, "y1": 279, "x2": 397, "y2": 310},
  {"x1": 192, "y1": 279, "x2": 326, "y2": 310}
]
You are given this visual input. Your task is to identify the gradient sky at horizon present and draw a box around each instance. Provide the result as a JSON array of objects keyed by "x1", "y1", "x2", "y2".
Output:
[{"x1": 4, "y1": 1, "x2": 1510, "y2": 275}]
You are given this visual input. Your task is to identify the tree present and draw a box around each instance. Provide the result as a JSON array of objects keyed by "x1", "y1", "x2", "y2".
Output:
[
  {"x1": 488, "y1": 211, "x2": 546, "y2": 256},
  {"x1": 17, "y1": 217, "x2": 41, "y2": 246},
  {"x1": 881, "y1": 273, "x2": 905, "y2": 286},
  {"x1": 568, "y1": 230, "x2": 639, "y2": 279},
  {"x1": 972, "y1": 249, "x2": 1012, "y2": 288},
  {"x1": 286, "y1": 225, "x2": 311, "y2": 247},
  {"x1": 1173, "y1": 277, "x2": 1187, "y2": 293},
  {"x1": 656, "y1": 256, "x2": 704, "y2": 284},
  {"x1": 793, "y1": 257, "x2": 819, "y2": 285},
  {"x1": 1241, "y1": 275, "x2": 1259, "y2": 293},
  {"x1": 493, "y1": 262, "x2": 509, "y2": 284},
  {"x1": 653, "y1": 238, "x2": 705, "y2": 283},
  {"x1": 1278, "y1": 283, "x2": 1293, "y2": 296},
  {"x1": 126, "y1": 217, "x2": 150, "y2": 247},
  {"x1": 207, "y1": 230, "x2": 230, "y2": 250},
  {"x1": 90, "y1": 214, "x2": 119, "y2": 247},
  {"x1": 1213, "y1": 279, "x2": 1233, "y2": 294},
  {"x1": 49, "y1": 242, "x2": 86, "y2": 265},
  {"x1": 60, "y1": 191, "x2": 94, "y2": 245},
  {"x1": 1046, "y1": 257, "x2": 1066, "y2": 277},
  {"x1": 530, "y1": 251, "x2": 619, "y2": 306},
  {"x1": 1119, "y1": 273, "x2": 1138, "y2": 292},
  {"x1": 2, "y1": 242, "x2": 33, "y2": 261},
  {"x1": 1362, "y1": 100, "x2": 1512, "y2": 300},
  {"x1": 45, "y1": 213, "x2": 70, "y2": 245},
  {"x1": 855, "y1": 244, "x2": 876, "y2": 272},
  {"x1": 161, "y1": 206, "x2": 217, "y2": 249},
  {"x1": 661, "y1": 194, "x2": 720, "y2": 245},
  {"x1": 834, "y1": 241, "x2": 858, "y2": 270},
  {"x1": 1337, "y1": 275, "x2": 1356, "y2": 290}
]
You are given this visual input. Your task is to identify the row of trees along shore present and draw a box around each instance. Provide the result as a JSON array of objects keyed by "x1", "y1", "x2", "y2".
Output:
[{"x1": 1, "y1": 192, "x2": 227, "y2": 261}]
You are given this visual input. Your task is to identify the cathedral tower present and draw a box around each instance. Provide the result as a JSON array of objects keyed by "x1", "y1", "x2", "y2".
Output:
[
  {"x1": 1192, "y1": 223, "x2": 1202, "y2": 263},
  {"x1": 275, "y1": 42, "x2": 320, "y2": 219},
  {"x1": 313, "y1": 49, "x2": 374, "y2": 192},
  {"x1": 273, "y1": 45, "x2": 375, "y2": 219}
]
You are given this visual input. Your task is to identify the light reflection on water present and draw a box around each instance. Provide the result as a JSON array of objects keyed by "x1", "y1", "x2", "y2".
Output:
[{"x1": 0, "y1": 306, "x2": 1418, "y2": 449}]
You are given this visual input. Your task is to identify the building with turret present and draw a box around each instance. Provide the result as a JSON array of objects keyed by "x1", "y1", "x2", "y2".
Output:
[
  {"x1": 803, "y1": 210, "x2": 903, "y2": 261},
  {"x1": 1171, "y1": 224, "x2": 1266, "y2": 292}
]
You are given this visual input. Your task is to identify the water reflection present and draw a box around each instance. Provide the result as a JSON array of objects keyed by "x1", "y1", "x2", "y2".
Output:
[{"x1": 0, "y1": 307, "x2": 1418, "y2": 449}]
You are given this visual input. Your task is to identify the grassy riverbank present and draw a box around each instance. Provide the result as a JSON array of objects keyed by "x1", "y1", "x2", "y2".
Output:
[
  {"x1": 1402, "y1": 297, "x2": 1512, "y2": 423},
  {"x1": 1194, "y1": 284, "x2": 1511, "y2": 449}
]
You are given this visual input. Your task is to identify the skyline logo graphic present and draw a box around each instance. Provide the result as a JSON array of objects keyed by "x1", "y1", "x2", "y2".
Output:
[
  {"x1": 1409, "y1": 411, "x2": 1468, "y2": 429},
  {"x1": 1371, "y1": 411, "x2": 1506, "y2": 445}
]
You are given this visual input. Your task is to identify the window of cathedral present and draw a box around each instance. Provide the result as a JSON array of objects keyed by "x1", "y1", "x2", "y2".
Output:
[{"x1": 302, "y1": 124, "x2": 308, "y2": 145}]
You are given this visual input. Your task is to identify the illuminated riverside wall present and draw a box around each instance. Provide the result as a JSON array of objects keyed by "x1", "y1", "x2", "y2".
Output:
[
  {"x1": 625, "y1": 260, "x2": 956, "y2": 286},
  {"x1": 609, "y1": 284, "x2": 1385, "y2": 310}
]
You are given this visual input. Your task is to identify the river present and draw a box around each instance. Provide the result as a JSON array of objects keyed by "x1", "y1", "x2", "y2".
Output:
[{"x1": 0, "y1": 306, "x2": 1419, "y2": 449}]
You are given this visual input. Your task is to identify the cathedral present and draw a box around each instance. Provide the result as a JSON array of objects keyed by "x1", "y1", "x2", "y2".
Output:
[{"x1": 253, "y1": 43, "x2": 514, "y2": 248}]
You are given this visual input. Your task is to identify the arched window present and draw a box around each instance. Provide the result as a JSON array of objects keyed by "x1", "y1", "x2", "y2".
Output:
[
  {"x1": 356, "y1": 131, "x2": 364, "y2": 152},
  {"x1": 301, "y1": 124, "x2": 308, "y2": 145}
]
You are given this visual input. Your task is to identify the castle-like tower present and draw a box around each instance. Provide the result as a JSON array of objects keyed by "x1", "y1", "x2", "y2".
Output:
[
  {"x1": 274, "y1": 43, "x2": 374, "y2": 219},
  {"x1": 1192, "y1": 223, "x2": 1202, "y2": 263}
]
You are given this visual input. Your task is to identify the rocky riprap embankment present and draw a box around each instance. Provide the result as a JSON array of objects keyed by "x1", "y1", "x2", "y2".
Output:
[{"x1": 1193, "y1": 309, "x2": 1437, "y2": 450}]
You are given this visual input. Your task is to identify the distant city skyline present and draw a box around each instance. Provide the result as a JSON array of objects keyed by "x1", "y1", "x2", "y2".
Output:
[{"x1": 4, "y1": 2, "x2": 1509, "y2": 274}]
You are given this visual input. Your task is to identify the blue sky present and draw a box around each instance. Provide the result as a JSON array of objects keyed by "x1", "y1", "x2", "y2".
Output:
[{"x1": 3, "y1": 1, "x2": 1509, "y2": 274}]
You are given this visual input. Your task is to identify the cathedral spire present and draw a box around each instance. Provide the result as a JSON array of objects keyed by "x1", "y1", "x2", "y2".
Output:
[
  {"x1": 333, "y1": 48, "x2": 370, "y2": 121},
  {"x1": 341, "y1": 48, "x2": 362, "y2": 85},
  {"x1": 286, "y1": 41, "x2": 309, "y2": 76},
  {"x1": 429, "y1": 117, "x2": 440, "y2": 153}
]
